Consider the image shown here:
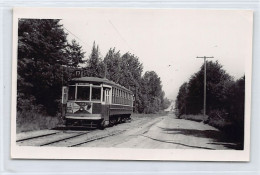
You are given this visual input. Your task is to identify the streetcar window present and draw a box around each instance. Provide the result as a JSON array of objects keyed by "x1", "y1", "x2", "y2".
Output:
[
  {"x1": 122, "y1": 91, "x2": 124, "y2": 104},
  {"x1": 112, "y1": 88, "x2": 115, "y2": 103},
  {"x1": 119, "y1": 90, "x2": 122, "y2": 104},
  {"x1": 121, "y1": 91, "x2": 123, "y2": 104},
  {"x1": 77, "y1": 86, "x2": 90, "y2": 100},
  {"x1": 103, "y1": 88, "x2": 105, "y2": 102},
  {"x1": 92, "y1": 87, "x2": 101, "y2": 101},
  {"x1": 125, "y1": 92, "x2": 127, "y2": 105},
  {"x1": 123, "y1": 91, "x2": 126, "y2": 104},
  {"x1": 119, "y1": 89, "x2": 121, "y2": 103},
  {"x1": 68, "y1": 86, "x2": 75, "y2": 100},
  {"x1": 111, "y1": 88, "x2": 113, "y2": 103},
  {"x1": 123, "y1": 91, "x2": 125, "y2": 104},
  {"x1": 116, "y1": 89, "x2": 118, "y2": 103},
  {"x1": 118, "y1": 89, "x2": 120, "y2": 104}
]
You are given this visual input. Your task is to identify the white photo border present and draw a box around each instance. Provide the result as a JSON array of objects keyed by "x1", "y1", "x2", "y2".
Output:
[
  {"x1": 1, "y1": 1, "x2": 259, "y2": 174},
  {"x1": 11, "y1": 7, "x2": 252, "y2": 161}
]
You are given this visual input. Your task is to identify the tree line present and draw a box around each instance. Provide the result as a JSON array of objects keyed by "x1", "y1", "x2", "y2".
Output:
[
  {"x1": 17, "y1": 19, "x2": 171, "y2": 117},
  {"x1": 175, "y1": 61, "x2": 245, "y2": 144}
]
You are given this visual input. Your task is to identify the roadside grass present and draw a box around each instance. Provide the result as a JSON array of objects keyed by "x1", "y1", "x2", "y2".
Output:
[
  {"x1": 178, "y1": 114, "x2": 230, "y2": 129},
  {"x1": 16, "y1": 111, "x2": 62, "y2": 133},
  {"x1": 131, "y1": 111, "x2": 169, "y2": 119},
  {"x1": 179, "y1": 114, "x2": 208, "y2": 122}
]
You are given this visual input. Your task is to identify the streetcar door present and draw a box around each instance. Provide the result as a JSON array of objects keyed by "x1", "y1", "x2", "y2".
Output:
[
  {"x1": 102, "y1": 88, "x2": 111, "y2": 125},
  {"x1": 62, "y1": 86, "x2": 68, "y2": 104},
  {"x1": 61, "y1": 86, "x2": 68, "y2": 118}
]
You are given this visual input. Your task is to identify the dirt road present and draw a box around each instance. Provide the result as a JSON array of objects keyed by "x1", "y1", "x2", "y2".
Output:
[{"x1": 17, "y1": 114, "x2": 238, "y2": 149}]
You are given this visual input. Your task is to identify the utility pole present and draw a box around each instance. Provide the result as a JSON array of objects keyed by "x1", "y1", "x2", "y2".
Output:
[{"x1": 196, "y1": 56, "x2": 214, "y2": 116}]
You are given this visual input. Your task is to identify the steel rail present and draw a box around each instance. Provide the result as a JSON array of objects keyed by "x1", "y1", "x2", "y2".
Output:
[
  {"x1": 16, "y1": 132, "x2": 61, "y2": 142},
  {"x1": 69, "y1": 130, "x2": 126, "y2": 147}
]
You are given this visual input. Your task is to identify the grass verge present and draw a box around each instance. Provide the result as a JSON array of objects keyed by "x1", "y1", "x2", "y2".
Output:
[
  {"x1": 16, "y1": 110, "x2": 62, "y2": 133},
  {"x1": 178, "y1": 114, "x2": 208, "y2": 122},
  {"x1": 131, "y1": 111, "x2": 168, "y2": 119}
]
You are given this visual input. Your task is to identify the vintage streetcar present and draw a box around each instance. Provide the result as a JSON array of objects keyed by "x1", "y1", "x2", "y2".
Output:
[{"x1": 61, "y1": 77, "x2": 134, "y2": 129}]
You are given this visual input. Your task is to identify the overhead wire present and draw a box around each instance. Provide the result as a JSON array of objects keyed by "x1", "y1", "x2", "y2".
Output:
[
  {"x1": 107, "y1": 19, "x2": 135, "y2": 53},
  {"x1": 63, "y1": 26, "x2": 92, "y2": 49}
]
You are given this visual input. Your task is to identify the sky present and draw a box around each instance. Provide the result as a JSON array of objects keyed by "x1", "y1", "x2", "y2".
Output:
[{"x1": 61, "y1": 9, "x2": 252, "y2": 100}]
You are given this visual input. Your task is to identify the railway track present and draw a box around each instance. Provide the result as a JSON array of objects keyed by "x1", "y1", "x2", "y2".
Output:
[
  {"x1": 39, "y1": 131, "x2": 91, "y2": 146},
  {"x1": 69, "y1": 130, "x2": 126, "y2": 147},
  {"x1": 16, "y1": 129, "x2": 126, "y2": 147},
  {"x1": 16, "y1": 131, "x2": 61, "y2": 142}
]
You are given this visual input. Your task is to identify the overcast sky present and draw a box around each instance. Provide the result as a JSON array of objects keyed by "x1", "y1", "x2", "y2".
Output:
[{"x1": 61, "y1": 9, "x2": 252, "y2": 100}]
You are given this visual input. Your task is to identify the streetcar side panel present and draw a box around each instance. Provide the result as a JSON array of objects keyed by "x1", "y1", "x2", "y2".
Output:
[{"x1": 109, "y1": 104, "x2": 133, "y2": 115}]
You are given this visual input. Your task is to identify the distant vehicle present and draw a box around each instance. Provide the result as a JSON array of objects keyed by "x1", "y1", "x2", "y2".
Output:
[{"x1": 61, "y1": 77, "x2": 134, "y2": 129}]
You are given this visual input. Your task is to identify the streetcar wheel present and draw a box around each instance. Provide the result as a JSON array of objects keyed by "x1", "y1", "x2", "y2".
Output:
[
  {"x1": 117, "y1": 116, "x2": 121, "y2": 124},
  {"x1": 99, "y1": 120, "x2": 105, "y2": 130},
  {"x1": 109, "y1": 118, "x2": 115, "y2": 127},
  {"x1": 65, "y1": 119, "x2": 70, "y2": 127}
]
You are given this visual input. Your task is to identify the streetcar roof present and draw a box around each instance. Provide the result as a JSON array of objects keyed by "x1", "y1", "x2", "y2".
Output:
[{"x1": 71, "y1": 77, "x2": 133, "y2": 93}]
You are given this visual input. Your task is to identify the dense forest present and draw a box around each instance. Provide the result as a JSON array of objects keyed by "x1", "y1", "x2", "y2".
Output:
[
  {"x1": 175, "y1": 61, "x2": 245, "y2": 145},
  {"x1": 17, "y1": 19, "x2": 171, "y2": 119}
]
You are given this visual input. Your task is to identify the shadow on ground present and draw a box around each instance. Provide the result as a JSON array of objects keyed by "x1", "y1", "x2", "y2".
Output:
[{"x1": 159, "y1": 126, "x2": 243, "y2": 150}]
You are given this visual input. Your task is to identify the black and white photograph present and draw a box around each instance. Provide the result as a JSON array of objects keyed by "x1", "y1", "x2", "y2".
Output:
[{"x1": 11, "y1": 8, "x2": 253, "y2": 161}]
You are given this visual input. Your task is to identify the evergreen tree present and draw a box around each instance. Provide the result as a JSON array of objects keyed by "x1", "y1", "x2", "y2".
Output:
[
  {"x1": 103, "y1": 48, "x2": 122, "y2": 81},
  {"x1": 18, "y1": 19, "x2": 69, "y2": 115},
  {"x1": 84, "y1": 42, "x2": 104, "y2": 77},
  {"x1": 65, "y1": 39, "x2": 86, "y2": 68}
]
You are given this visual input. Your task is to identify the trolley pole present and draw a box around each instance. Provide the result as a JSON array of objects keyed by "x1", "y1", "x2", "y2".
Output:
[{"x1": 196, "y1": 56, "x2": 214, "y2": 116}]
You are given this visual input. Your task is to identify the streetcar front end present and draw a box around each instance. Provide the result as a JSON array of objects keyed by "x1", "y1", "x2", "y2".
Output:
[{"x1": 62, "y1": 82, "x2": 105, "y2": 128}]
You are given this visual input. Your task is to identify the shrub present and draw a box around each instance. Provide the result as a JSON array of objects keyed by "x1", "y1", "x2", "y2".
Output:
[{"x1": 207, "y1": 109, "x2": 230, "y2": 129}]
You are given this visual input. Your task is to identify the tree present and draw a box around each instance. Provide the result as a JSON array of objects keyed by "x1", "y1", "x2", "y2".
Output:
[
  {"x1": 103, "y1": 48, "x2": 122, "y2": 81},
  {"x1": 103, "y1": 50, "x2": 145, "y2": 112},
  {"x1": 18, "y1": 19, "x2": 69, "y2": 115},
  {"x1": 120, "y1": 53, "x2": 143, "y2": 86},
  {"x1": 175, "y1": 82, "x2": 189, "y2": 116},
  {"x1": 142, "y1": 71, "x2": 162, "y2": 96},
  {"x1": 65, "y1": 39, "x2": 86, "y2": 68},
  {"x1": 186, "y1": 61, "x2": 233, "y2": 114},
  {"x1": 225, "y1": 76, "x2": 245, "y2": 142},
  {"x1": 140, "y1": 71, "x2": 165, "y2": 113},
  {"x1": 18, "y1": 19, "x2": 68, "y2": 65},
  {"x1": 84, "y1": 42, "x2": 104, "y2": 77}
]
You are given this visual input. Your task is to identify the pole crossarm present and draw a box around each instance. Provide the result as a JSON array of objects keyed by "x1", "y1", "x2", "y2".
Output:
[
  {"x1": 196, "y1": 56, "x2": 214, "y2": 116},
  {"x1": 196, "y1": 56, "x2": 214, "y2": 59}
]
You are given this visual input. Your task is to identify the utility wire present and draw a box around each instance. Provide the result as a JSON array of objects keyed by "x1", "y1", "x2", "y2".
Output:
[
  {"x1": 108, "y1": 20, "x2": 134, "y2": 52},
  {"x1": 63, "y1": 26, "x2": 92, "y2": 49}
]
